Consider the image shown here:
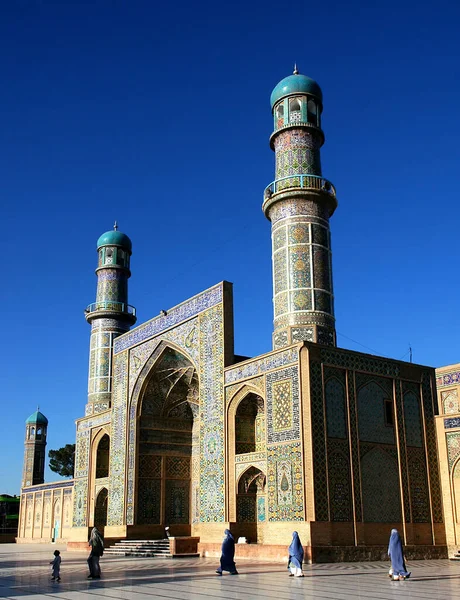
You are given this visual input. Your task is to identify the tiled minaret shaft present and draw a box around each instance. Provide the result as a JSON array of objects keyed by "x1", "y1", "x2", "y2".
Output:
[
  {"x1": 84, "y1": 224, "x2": 136, "y2": 416},
  {"x1": 263, "y1": 69, "x2": 338, "y2": 349}
]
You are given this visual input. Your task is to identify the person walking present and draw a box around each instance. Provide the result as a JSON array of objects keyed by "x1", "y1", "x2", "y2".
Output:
[
  {"x1": 50, "y1": 549, "x2": 61, "y2": 581},
  {"x1": 87, "y1": 527, "x2": 104, "y2": 579},
  {"x1": 388, "y1": 529, "x2": 411, "y2": 580},
  {"x1": 288, "y1": 531, "x2": 304, "y2": 577},
  {"x1": 216, "y1": 529, "x2": 238, "y2": 575}
]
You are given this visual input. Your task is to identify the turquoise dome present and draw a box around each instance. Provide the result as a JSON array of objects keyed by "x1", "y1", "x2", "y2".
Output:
[
  {"x1": 270, "y1": 73, "x2": 322, "y2": 108},
  {"x1": 97, "y1": 229, "x2": 132, "y2": 252},
  {"x1": 26, "y1": 410, "x2": 48, "y2": 425}
]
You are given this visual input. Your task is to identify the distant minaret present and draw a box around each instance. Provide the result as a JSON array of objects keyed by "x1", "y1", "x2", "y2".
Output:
[
  {"x1": 263, "y1": 68, "x2": 338, "y2": 349},
  {"x1": 84, "y1": 223, "x2": 136, "y2": 415},
  {"x1": 22, "y1": 409, "x2": 48, "y2": 488}
]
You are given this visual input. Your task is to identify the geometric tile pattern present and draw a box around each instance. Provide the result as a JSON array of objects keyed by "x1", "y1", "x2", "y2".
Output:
[
  {"x1": 421, "y1": 371, "x2": 443, "y2": 522},
  {"x1": 267, "y1": 442, "x2": 303, "y2": 521},
  {"x1": 357, "y1": 378, "x2": 395, "y2": 444},
  {"x1": 266, "y1": 366, "x2": 300, "y2": 443},
  {"x1": 406, "y1": 446, "x2": 430, "y2": 522},
  {"x1": 395, "y1": 380, "x2": 411, "y2": 523},
  {"x1": 327, "y1": 439, "x2": 352, "y2": 521},
  {"x1": 310, "y1": 360, "x2": 328, "y2": 521},
  {"x1": 403, "y1": 388, "x2": 423, "y2": 447},
  {"x1": 360, "y1": 447, "x2": 402, "y2": 522},
  {"x1": 325, "y1": 369, "x2": 347, "y2": 439}
]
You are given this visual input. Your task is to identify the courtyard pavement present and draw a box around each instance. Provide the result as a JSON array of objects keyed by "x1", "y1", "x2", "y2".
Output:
[{"x1": 1, "y1": 544, "x2": 460, "y2": 599}]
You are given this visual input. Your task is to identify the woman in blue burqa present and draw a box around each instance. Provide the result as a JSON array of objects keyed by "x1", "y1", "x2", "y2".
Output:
[
  {"x1": 87, "y1": 527, "x2": 104, "y2": 579},
  {"x1": 216, "y1": 529, "x2": 238, "y2": 575},
  {"x1": 288, "y1": 531, "x2": 304, "y2": 577},
  {"x1": 388, "y1": 529, "x2": 411, "y2": 580}
]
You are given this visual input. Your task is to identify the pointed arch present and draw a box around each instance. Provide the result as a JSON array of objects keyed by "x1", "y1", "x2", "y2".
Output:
[{"x1": 94, "y1": 487, "x2": 108, "y2": 529}]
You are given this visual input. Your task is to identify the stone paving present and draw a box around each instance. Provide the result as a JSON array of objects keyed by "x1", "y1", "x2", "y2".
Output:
[{"x1": 1, "y1": 544, "x2": 460, "y2": 599}]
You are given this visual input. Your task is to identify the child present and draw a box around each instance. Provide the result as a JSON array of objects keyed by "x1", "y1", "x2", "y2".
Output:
[{"x1": 50, "y1": 549, "x2": 61, "y2": 581}]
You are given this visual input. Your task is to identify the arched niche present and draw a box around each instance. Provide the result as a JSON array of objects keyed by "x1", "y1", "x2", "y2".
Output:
[
  {"x1": 95, "y1": 434, "x2": 110, "y2": 479},
  {"x1": 94, "y1": 488, "x2": 108, "y2": 529},
  {"x1": 236, "y1": 465, "x2": 266, "y2": 542}
]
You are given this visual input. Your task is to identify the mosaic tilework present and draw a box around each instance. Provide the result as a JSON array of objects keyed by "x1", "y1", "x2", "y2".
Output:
[
  {"x1": 325, "y1": 369, "x2": 347, "y2": 439},
  {"x1": 225, "y1": 347, "x2": 298, "y2": 385},
  {"x1": 114, "y1": 284, "x2": 223, "y2": 353},
  {"x1": 310, "y1": 360, "x2": 328, "y2": 521},
  {"x1": 442, "y1": 389, "x2": 459, "y2": 414},
  {"x1": 437, "y1": 370, "x2": 460, "y2": 388},
  {"x1": 346, "y1": 370, "x2": 362, "y2": 521},
  {"x1": 107, "y1": 350, "x2": 128, "y2": 526},
  {"x1": 267, "y1": 442, "x2": 303, "y2": 521},
  {"x1": 237, "y1": 495, "x2": 257, "y2": 522},
  {"x1": 274, "y1": 130, "x2": 322, "y2": 181},
  {"x1": 357, "y1": 378, "x2": 395, "y2": 444},
  {"x1": 406, "y1": 446, "x2": 430, "y2": 522},
  {"x1": 395, "y1": 380, "x2": 411, "y2": 523},
  {"x1": 327, "y1": 439, "x2": 352, "y2": 521},
  {"x1": 445, "y1": 417, "x2": 460, "y2": 429},
  {"x1": 403, "y1": 389, "x2": 423, "y2": 447},
  {"x1": 266, "y1": 366, "x2": 300, "y2": 443},
  {"x1": 320, "y1": 348, "x2": 400, "y2": 377},
  {"x1": 421, "y1": 371, "x2": 443, "y2": 522},
  {"x1": 225, "y1": 376, "x2": 265, "y2": 405},
  {"x1": 269, "y1": 199, "x2": 329, "y2": 227},
  {"x1": 361, "y1": 447, "x2": 402, "y2": 522},
  {"x1": 72, "y1": 478, "x2": 88, "y2": 527}
]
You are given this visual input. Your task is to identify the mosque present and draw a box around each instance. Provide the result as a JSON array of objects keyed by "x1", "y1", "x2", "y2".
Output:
[{"x1": 16, "y1": 69, "x2": 458, "y2": 561}]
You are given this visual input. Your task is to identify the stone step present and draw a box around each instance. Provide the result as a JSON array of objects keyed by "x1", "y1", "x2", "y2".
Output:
[{"x1": 104, "y1": 549, "x2": 199, "y2": 558}]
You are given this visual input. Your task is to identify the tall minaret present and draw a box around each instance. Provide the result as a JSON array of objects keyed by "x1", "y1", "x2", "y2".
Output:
[
  {"x1": 21, "y1": 409, "x2": 48, "y2": 488},
  {"x1": 263, "y1": 68, "x2": 338, "y2": 349},
  {"x1": 84, "y1": 223, "x2": 136, "y2": 416}
]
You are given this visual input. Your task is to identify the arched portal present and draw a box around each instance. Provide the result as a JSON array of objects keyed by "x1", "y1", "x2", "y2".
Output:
[
  {"x1": 94, "y1": 488, "x2": 108, "y2": 530},
  {"x1": 236, "y1": 466, "x2": 266, "y2": 543},
  {"x1": 135, "y1": 346, "x2": 199, "y2": 535}
]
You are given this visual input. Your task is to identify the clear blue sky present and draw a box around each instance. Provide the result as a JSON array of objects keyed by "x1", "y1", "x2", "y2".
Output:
[{"x1": 2, "y1": 0, "x2": 460, "y2": 494}]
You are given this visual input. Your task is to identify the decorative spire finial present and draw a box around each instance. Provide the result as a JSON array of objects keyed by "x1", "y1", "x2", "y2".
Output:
[
  {"x1": 114, "y1": 221, "x2": 118, "y2": 231},
  {"x1": 293, "y1": 63, "x2": 299, "y2": 75},
  {"x1": 37, "y1": 405, "x2": 39, "y2": 411}
]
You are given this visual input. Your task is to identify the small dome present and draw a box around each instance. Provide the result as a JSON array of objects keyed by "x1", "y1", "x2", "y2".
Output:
[
  {"x1": 26, "y1": 410, "x2": 48, "y2": 425},
  {"x1": 97, "y1": 228, "x2": 132, "y2": 252},
  {"x1": 270, "y1": 72, "x2": 322, "y2": 108}
]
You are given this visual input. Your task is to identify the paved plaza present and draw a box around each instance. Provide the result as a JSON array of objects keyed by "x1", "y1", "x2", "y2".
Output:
[{"x1": 1, "y1": 544, "x2": 460, "y2": 599}]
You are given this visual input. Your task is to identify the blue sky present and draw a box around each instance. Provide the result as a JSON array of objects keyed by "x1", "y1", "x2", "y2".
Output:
[{"x1": 2, "y1": 0, "x2": 460, "y2": 493}]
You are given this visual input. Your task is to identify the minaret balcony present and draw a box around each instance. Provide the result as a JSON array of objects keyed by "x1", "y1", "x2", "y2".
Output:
[
  {"x1": 263, "y1": 174, "x2": 337, "y2": 216},
  {"x1": 85, "y1": 301, "x2": 137, "y2": 318}
]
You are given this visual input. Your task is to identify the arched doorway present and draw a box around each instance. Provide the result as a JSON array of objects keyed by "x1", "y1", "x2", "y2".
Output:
[
  {"x1": 135, "y1": 346, "x2": 199, "y2": 535},
  {"x1": 94, "y1": 488, "x2": 108, "y2": 530},
  {"x1": 236, "y1": 466, "x2": 266, "y2": 543}
]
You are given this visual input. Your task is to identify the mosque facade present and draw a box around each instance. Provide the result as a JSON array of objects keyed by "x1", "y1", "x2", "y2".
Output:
[{"x1": 16, "y1": 71, "x2": 450, "y2": 561}]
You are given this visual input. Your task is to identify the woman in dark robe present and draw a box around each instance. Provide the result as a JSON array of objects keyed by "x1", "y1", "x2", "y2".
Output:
[
  {"x1": 87, "y1": 527, "x2": 104, "y2": 579},
  {"x1": 216, "y1": 529, "x2": 238, "y2": 575},
  {"x1": 388, "y1": 529, "x2": 410, "y2": 580},
  {"x1": 288, "y1": 531, "x2": 304, "y2": 577}
]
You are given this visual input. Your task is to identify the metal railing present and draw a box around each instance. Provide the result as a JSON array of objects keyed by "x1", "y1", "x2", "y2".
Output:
[
  {"x1": 85, "y1": 301, "x2": 136, "y2": 316},
  {"x1": 264, "y1": 174, "x2": 336, "y2": 199}
]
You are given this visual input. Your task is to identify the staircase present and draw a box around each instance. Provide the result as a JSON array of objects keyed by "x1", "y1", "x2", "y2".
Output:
[{"x1": 104, "y1": 539, "x2": 199, "y2": 558}]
